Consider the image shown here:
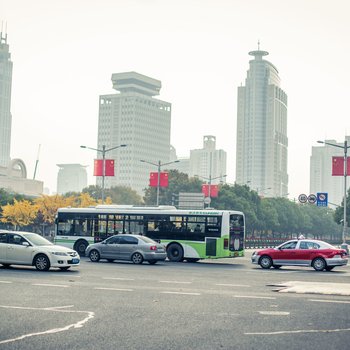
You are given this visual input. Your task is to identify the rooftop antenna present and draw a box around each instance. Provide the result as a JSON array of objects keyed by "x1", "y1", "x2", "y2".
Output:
[
  {"x1": 258, "y1": 40, "x2": 260, "y2": 50},
  {"x1": 33, "y1": 144, "x2": 41, "y2": 180}
]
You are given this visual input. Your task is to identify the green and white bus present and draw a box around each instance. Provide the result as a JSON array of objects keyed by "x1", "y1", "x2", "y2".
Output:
[{"x1": 54, "y1": 205, "x2": 245, "y2": 261}]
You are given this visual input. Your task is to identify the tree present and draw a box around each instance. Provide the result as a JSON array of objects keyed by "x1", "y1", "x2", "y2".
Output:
[{"x1": 1, "y1": 199, "x2": 38, "y2": 229}]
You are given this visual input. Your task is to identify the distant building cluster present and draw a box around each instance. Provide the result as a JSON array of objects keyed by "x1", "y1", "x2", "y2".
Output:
[{"x1": 1, "y1": 30, "x2": 348, "y2": 204}]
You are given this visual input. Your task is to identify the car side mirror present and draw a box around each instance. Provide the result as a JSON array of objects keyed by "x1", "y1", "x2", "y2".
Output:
[{"x1": 22, "y1": 242, "x2": 30, "y2": 247}]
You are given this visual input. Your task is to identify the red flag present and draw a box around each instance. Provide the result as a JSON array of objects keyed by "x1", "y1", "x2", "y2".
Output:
[
  {"x1": 149, "y1": 172, "x2": 158, "y2": 187},
  {"x1": 202, "y1": 184, "x2": 219, "y2": 197},
  {"x1": 94, "y1": 159, "x2": 103, "y2": 176},
  {"x1": 160, "y1": 172, "x2": 168, "y2": 187},
  {"x1": 332, "y1": 156, "x2": 344, "y2": 176},
  {"x1": 104, "y1": 159, "x2": 115, "y2": 176}
]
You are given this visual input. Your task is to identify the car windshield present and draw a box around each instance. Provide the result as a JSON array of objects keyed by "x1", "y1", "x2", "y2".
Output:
[
  {"x1": 24, "y1": 233, "x2": 53, "y2": 246},
  {"x1": 138, "y1": 236, "x2": 157, "y2": 244}
]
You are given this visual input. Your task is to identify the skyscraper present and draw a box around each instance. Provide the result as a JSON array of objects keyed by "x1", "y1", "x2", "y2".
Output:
[
  {"x1": 236, "y1": 48, "x2": 288, "y2": 197},
  {"x1": 0, "y1": 31, "x2": 12, "y2": 167},
  {"x1": 57, "y1": 164, "x2": 88, "y2": 195},
  {"x1": 97, "y1": 72, "x2": 171, "y2": 195}
]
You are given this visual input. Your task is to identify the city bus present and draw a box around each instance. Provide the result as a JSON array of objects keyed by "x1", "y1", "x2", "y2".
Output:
[{"x1": 54, "y1": 205, "x2": 245, "y2": 262}]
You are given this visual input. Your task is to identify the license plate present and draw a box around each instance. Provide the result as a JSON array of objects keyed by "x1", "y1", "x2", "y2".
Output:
[{"x1": 72, "y1": 259, "x2": 79, "y2": 264}]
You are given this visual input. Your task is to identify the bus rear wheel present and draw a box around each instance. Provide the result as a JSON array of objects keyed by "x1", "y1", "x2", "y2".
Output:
[
  {"x1": 167, "y1": 243, "x2": 184, "y2": 262},
  {"x1": 74, "y1": 240, "x2": 88, "y2": 257}
]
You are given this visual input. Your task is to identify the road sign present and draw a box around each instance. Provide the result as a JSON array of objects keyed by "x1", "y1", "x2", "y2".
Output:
[
  {"x1": 308, "y1": 194, "x2": 317, "y2": 204},
  {"x1": 298, "y1": 194, "x2": 308, "y2": 203},
  {"x1": 317, "y1": 192, "x2": 328, "y2": 207}
]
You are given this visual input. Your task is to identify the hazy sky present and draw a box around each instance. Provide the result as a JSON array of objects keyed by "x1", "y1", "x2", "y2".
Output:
[{"x1": 1, "y1": 0, "x2": 350, "y2": 199}]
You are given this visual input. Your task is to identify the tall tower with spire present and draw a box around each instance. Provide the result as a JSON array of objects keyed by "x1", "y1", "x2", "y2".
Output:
[
  {"x1": 235, "y1": 46, "x2": 288, "y2": 197},
  {"x1": 0, "y1": 29, "x2": 13, "y2": 167}
]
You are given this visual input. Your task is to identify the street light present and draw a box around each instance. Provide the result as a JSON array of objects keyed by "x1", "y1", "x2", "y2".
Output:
[
  {"x1": 140, "y1": 159, "x2": 180, "y2": 206},
  {"x1": 80, "y1": 144, "x2": 127, "y2": 203},
  {"x1": 317, "y1": 139, "x2": 350, "y2": 245}
]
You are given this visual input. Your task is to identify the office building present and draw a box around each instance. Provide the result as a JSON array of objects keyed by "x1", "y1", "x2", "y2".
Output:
[
  {"x1": 190, "y1": 136, "x2": 226, "y2": 184},
  {"x1": 0, "y1": 31, "x2": 12, "y2": 168},
  {"x1": 97, "y1": 72, "x2": 171, "y2": 195},
  {"x1": 310, "y1": 137, "x2": 350, "y2": 207},
  {"x1": 57, "y1": 164, "x2": 88, "y2": 195},
  {"x1": 236, "y1": 48, "x2": 288, "y2": 197}
]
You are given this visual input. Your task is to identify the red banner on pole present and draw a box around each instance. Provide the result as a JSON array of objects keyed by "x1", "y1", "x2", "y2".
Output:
[
  {"x1": 94, "y1": 159, "x2": 103, "y2": 176},
  {"x1": 160, "y1": 172, "x2": 169, "y2": 187},
  {"x1": 332, "y1": 156, "x2": 350, "y2": 176},
  {"x1": 104, "y1": 159, "x2": 115, "y2": 176},
  {"x1": 94, "y1": 159, "x2": 115, "y2": 176},
  {"x1": 149, "y1": 172, "x2": 158, "y2": 187},
  {"x1": 202, "y1": 184, "x2": 219, "y2": 197}
]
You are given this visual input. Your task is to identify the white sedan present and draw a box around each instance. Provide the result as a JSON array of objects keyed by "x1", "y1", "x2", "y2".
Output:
[{"x1": 0, "y1": 230, "x2": 80, "y2": 271}]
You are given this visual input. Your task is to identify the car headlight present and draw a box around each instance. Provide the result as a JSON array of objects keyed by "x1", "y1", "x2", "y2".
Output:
[{"x1": 51, "y1": 252, "x2": 68, "y2": 256}]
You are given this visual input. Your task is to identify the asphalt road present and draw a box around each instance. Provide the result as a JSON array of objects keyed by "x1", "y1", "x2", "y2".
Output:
[{"x1": 0, "y1": 251, "x2": 349, "y2": 350}]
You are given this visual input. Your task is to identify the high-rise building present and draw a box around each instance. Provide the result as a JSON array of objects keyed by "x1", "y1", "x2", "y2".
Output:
[
  {"x1": 0, "y1": 31, "x2": 12, "y2": 167},
  {"x1": 57, "y1": 164, "x2": 88, "y2": 195},
  {"x1": 190, "y1": 136, "x2": 226, "y2": 184},
  {"x1": 236, "y1": 48, "x2": 288, "y2": 197},
  {"x1": 310, "y1": 137, "x2": 350, "y2": 207},
  {"x1": 97, "y1": 72, "x2": 171, "y2": 195}
]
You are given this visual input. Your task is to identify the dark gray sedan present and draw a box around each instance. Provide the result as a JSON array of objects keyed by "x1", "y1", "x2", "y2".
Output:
[{"x1": 85, "y1": 234, "x2": 167, "y2": 264}]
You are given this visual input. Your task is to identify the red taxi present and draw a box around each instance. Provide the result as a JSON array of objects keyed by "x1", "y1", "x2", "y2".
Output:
[{"x1": 251, "y1": 239, "x2": 348, "y2": 271}]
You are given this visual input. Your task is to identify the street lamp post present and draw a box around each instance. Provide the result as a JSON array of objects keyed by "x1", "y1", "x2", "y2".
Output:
[
  {"x1": 317, "y1": 139, "x2": 350, "y2": 245},
  {"x1": 140, "y1": 159, "x2": 180, "y2": 206},
  {"x1": 81, "y1": 144, "x2": 127, "y2": 203}
]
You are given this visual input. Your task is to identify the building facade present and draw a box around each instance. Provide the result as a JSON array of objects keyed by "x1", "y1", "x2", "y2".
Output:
[
  {"x1": 190, "y1": 136, "x2": 226, "y2": 184},
  {"x1": 57, "y1": 164, "x2": 88, "y2": 195},
  {"x1": 0, "y1": 31, "x2": 12, "y2": 168},
  {"x1": 310, "y1": 137, "x2": 350, "y2": 207},
  {"x1": 235, "y1": 48, "x2": 288, "y2": 197},
  {"x1": 97, "y1": 72, "x2": 171, "y2": 195}
]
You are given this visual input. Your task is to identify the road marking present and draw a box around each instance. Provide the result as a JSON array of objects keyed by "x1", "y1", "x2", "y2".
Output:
[
  {"x1": 32, "y1": 283, "x2": 69, "y2": 288},
  {"x1": 102, "y1": 277, "x2": 135, "y2": 281},
  {"x1": 0, "y1": 305, "x2": 94, "y2": 345},
  {"x1": 159, "y1": 280, "x2": 192, "y2": 284},
  {"x1": 0, "y1": 281, "x2": 12, "y2": 284},
  {"x1": 245, "y1": 328, "x2": 350, "y2": 335},
  {"x1": 216, "y1": 283, "x2": 250, "y2": 287},
  {"x1": 309, "y1": 299, "x2": 350, "y2": 304},
  {"x1": 94, "y1": 287, "x2": 133, "y2": 292},
  {"x1": 258, "y1": 311, "x2": 290, "y2": 315},
  {"x1": 234, "y1": 295, "x2": 276, "y2": 300},
  {"x1": 161, "y1": 291, "x2": 201, "y2": 296}
]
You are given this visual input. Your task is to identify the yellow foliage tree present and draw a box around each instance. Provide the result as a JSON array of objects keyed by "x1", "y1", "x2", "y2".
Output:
[{"x1": 1, "y1": 199, "x2": 38, "y2": 228}]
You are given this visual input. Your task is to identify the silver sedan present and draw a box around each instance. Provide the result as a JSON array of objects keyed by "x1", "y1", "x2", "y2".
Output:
[{"x1": 85, "y1": 234, "x2": 167, "y2": 264}]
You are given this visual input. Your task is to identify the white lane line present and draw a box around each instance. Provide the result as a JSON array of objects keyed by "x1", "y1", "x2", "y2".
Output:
[
  {"x1": 0, "y1": 281, "x2": 12, "y2": 284},
  {"x1": 0, "y1": 305, "x2": 94, "y2": 345},
  {"x1": 234, "y1": 295, "x2": 276, "y2": 300},
  {"x1": 216, "y1": 283, "x2": 250, "y2": 287},
  {"x1": 102, "y1": 277, "x2": 135, "y2": 281},
  {"x1": 245, "y1": 328, "x2": 350, "y2": 335},
  {"x1": 309, "y1": 299, "x2": 350, "y2": 304},
  {"x1": 258, "y1": 311, "x2": 290, "y2": 316},
  {"x1": 161, "y1": 291, "x2": 201, "y2": 296},
  {"x1": 32, "y1": 283, "x2": 69, "y2": 288},
  {"x1": 94, "y1": 287, "x2": 133, "y2": 292},
  {"x1": 159, "y1": 280, "x2": 192, "y2": 284}
]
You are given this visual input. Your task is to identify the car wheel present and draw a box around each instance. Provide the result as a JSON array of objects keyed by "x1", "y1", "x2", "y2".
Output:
[
  {"x1": 74, "y1": 240, "x2": 88, "y2": 257},
  {"x1": 325, "y1": 266, "x2": 335, "y2": 271},
  {"x1": 89, "y1": 249, "x2": 100, "y2": 262},
  {"x1": 34, "y1": 254, "x2": 50, "y2": 271},
  {"x1": 273, "y1": 265, "x2": 281, "y2": 269},
  {"x1": 131, "y1": 252, "x2": 144, "y2": 264},
  {"x1": 148, "y1": 260, "x2": 157, "y2": 265},
  {"x1": 312, "y1": 257, "x2": 326, "y2": 271},
  {"x1": 259, "y1": 255, "x2": 273, "y2": 269},
  {"x1": 60, "y1": 267, "x2": 70, "y2": 271},
  {"x1": 167, "y1": 243, "x2": 184, "y2": 262}
]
